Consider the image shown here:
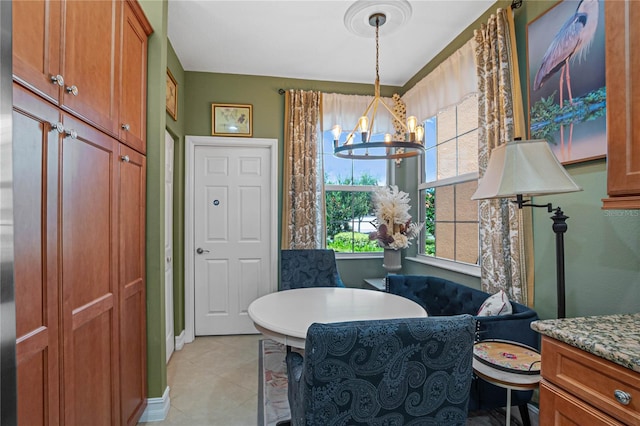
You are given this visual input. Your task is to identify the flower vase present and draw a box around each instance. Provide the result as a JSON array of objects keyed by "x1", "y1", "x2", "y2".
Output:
[{"x1": 383, "y1": 248, "x2": 402, "y2": 273}]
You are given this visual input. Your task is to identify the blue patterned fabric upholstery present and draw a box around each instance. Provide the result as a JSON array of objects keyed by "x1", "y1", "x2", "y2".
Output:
[
  {"x1": 386, "y1": 275, "x2": 540, "y2": 412},
  {"x1": 285, "y1": 316, "x2": 475, "y2": 426},
  {"x1": 280, "y1": 249, "x2": 345, "y2": 290}
]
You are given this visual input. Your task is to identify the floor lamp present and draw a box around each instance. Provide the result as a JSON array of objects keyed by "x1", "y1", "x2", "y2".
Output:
[{"x1": 471, "y1": 139, "x2": 582, "y2": 318}]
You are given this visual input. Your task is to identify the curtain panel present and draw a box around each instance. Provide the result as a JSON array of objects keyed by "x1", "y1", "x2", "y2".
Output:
[
  {"x1": 282, "y1": 89, "x2": 324, "y2": 249},
  {"x1": 474, "y1": 8, "x2": 534, "y2": 305}
]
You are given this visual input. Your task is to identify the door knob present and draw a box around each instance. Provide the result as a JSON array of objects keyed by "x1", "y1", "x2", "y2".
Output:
[{"x1": 196, "y1": 248, "x2": 210, "y2": 254}]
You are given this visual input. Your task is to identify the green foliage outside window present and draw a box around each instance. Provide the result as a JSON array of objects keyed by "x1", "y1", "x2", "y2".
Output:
[
  {"x1": 424, "y1": 188, "x2": 435, "y2": 256},
  {"x1": 325, "y1": 173, "x2": 379, "y2": 253}
]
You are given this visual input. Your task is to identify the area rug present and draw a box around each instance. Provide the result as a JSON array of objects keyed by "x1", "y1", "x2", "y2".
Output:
[{"x1": 258, "y1": 339, "x2": 524, "y2": 426}]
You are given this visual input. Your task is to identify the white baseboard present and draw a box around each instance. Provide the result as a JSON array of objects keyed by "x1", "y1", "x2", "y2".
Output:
[
  {"x1": 139, "y1": 386, "x2": 170, "y2": 422},
  {"x1": 175, "y1": 329, "x2": 186, "y2": 351}
]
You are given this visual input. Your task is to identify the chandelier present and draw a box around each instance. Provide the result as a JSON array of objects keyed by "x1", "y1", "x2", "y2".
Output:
[{"x1": 333, "y1": 11, "x2": 425, "y2": 160}]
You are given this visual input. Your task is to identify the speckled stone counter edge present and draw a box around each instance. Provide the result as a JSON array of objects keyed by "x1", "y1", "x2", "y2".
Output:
[{"x1": 531, "y1": 313, "x2": 640, "y2": 373}]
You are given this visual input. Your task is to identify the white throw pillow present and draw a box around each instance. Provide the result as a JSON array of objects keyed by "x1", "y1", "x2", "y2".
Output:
[{"x1": 477, "y1": 290, "x2": 513, "y2": 316}]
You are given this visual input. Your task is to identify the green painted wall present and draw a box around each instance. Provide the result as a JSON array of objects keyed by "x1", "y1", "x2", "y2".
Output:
[
  {"x1": 515, "y1": 1, "x2": 639, "y2": 319},
  {"x1": 140, "y1": 0, "x2": 168, "y2": 399},
  {"x1": 166, "y1": 41, "x2": 186, "y2": 335}
]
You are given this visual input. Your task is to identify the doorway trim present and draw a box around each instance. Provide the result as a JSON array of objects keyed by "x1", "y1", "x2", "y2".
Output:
[{"x1": 184, "y1": 135, "x2": 278, "y2": 343}]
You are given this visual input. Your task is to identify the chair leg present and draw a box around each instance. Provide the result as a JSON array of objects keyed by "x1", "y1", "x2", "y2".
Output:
[{"x1": 518, "y1": 404, "x2": 531, "y2": 426}]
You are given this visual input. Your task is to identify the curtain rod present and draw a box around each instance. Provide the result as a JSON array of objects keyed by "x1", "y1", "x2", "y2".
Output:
[
  {"x1": 278, "y1": 89, "x2": 286, "y2": 95},
  {"x1": 511, "y1": 0, "x2": 522, "y2": 9}
]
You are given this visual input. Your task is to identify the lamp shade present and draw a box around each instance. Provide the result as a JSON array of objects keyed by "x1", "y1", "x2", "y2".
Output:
[{"x1": 471, "y1": 139, "x2": 582, "y2": 200}]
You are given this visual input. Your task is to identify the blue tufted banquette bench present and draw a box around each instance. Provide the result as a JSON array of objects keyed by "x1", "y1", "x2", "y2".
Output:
[{"x1": 386, "y1": 274, "x2": 539, "y2": 419}]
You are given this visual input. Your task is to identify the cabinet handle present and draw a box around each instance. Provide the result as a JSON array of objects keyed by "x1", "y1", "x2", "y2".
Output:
[
  {"x1": 614, "y1": 390, "x2": 631, "y2": 405},
  {"x1": 66, "y1": 85, "x2": 79, "y2": 96},
  {"x1": 121, "y1": 123, "x2": 130, "y2": 131},
  {"x1": 50, "y1": 74, "x2": 64, "y2": 86},
  {"x1": 121, "y1": 155, "x2": 130, "y2": 163},
  {"x1": 50, "y1": 122, "x2": 65, "y2": 134},
  {"x1": 64, "y1": 129, "x2": 77, "y2": 139}
]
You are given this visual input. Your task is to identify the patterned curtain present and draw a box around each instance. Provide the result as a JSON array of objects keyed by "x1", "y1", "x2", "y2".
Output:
[
  {"x1": 281, "y1": 89, "x2": 323, "y2": 249},
  {"x1": 474, "y1": 9, "x2": 534, "y2": 305}
]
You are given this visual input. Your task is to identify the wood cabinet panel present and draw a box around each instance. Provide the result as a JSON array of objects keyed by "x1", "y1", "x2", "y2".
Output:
[
  {"x1": 119, "y1": 1, "x2": 152, "y2": 153},
  {"x1": 12, "y1": 83, "x2": 61, "y2": 426},
  {"x1": 61, "y1": 0, "x2": 120, "y2": 135},
  {"x1": 540, "y1": 336, "x2": 640, "y2": 425},
  {"x1": 12, "y1": 0, "x2": 62, "y2": 103},
  {"x1": 541, "y1": 337, "x2": 640, "y2": 425},
  {"x1": 603, "y1": 0, "x2": 640, "y2": 209},
  {"x1": 118, "y1": 144, "x2": 147, "y2": 425},
  {"x1": 60, "y1": 114, "x2": 119, "y2": 425},
  {"x1": 540, "y1": 381, "x2": 623, "y2": 426}
]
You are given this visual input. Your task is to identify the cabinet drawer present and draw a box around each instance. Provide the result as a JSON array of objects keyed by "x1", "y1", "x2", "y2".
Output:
[
  {"x1": 541, "y1": 337, "x2": 640, "y2": 425},
  {"x1": 540, "y1": 381, "x2": 623, "y2": 426}
]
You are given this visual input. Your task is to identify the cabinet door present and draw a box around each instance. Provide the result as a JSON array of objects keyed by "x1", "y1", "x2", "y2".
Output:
[
  {"x1": 540, "y1": 381, "x2": 624, "y2": 426},
  {"x1": 61, "y1": 0, "x2": 120, "y2": 136},
  {"x1": 12, "y1": 0, "x2": 62, "y2": 103},
  {"x1": 119, "y1": 1, "x2": 152, "y2": 153},
  {"x1": 118, "y1": 144, "x2": 147, "y2": 425},
  {"x1": 12, "y1": 84, "x2": 61, "y2": 426},
  {"x1": 603, "y1": 0, "x2": 640, "y2": 209},
  {"x1": 60, "y1": 114, "x2": 120, "y2": 425}
]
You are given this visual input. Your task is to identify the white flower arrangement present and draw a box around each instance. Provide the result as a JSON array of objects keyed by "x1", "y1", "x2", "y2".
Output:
[{"x1": 369, "y1": 185, "x2": 423, "y2": 250}]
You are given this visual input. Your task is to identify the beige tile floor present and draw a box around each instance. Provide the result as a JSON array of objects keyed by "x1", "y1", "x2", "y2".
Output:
[{"x1": 139, "y1": 334, "x2": 263, "y2": 426}]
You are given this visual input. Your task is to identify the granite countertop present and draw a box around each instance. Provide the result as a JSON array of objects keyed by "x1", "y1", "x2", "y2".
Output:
[{"x1": 531, "y1": 313, "x2": 640, "y2": 374}]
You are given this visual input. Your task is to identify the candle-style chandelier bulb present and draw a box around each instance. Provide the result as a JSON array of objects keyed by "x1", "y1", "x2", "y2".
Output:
[
  {"x1": 415, "y1": 125, "x2": 425, "y2": 143},
  {"x1": 331, "y1": 125, "x2": 342, "y2": 141}
]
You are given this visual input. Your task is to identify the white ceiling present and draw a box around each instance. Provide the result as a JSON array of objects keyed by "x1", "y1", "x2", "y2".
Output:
[{"x1": 167, "y1": 0, "x2": 495, "y2": 87}]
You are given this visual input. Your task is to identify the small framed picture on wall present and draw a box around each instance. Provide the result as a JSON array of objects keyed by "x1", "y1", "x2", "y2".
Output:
[
  {"x1": 211, "y1": 103, "x2": 253, "y2": 137},
  {"x1": 166, "y1": 68, "x2": 178, "y2": 121}
]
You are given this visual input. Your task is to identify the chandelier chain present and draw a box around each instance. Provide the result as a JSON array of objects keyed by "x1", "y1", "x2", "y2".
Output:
[{"x1": 375, "y1": 17, "x2": 380, "y2": 82}]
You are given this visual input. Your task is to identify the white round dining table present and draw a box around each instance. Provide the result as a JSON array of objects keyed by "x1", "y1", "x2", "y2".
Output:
[{"x1": 248, "y1": 287, "x2": 428, "y2": 349}]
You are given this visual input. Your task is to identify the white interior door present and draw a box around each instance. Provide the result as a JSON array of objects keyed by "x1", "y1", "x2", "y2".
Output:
[
  {"x1": 193, "y1": 142, "x2": 274, "y2": 335},
  {"x1": 165, "y1": 131, "x2": 175, "y2": 362}
]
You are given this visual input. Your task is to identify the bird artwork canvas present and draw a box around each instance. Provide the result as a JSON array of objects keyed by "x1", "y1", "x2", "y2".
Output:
[{"x1": 527, "y1": 0, "x2": 606, "y2": 164}]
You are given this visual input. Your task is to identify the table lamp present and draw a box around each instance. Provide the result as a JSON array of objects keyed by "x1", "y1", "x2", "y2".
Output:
[{"x1": 471, "y1": 139, "x2": 582, "y2": 318}]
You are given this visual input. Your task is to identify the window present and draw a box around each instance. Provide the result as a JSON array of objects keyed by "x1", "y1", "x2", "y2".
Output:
[
  {"x1": 419, "y1": 94, "x2": 479, "y2": 266},
  {"x1": 322, "y1": 131, "x2": 390, "y2": 254}
]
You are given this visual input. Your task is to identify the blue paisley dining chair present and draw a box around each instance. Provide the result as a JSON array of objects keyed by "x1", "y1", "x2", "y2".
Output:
[
  {"x1": 285, "y1": 315, "x2": 476, "y2": 426},
  {"x1": 280, "y1": 249, "x2": 345, "y2": 290}
]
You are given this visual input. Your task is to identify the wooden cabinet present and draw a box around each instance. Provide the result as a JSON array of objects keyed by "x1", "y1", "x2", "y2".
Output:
[
  {"x1": 12, "y1": 0, "x2": 151, "y2": 153},
  {"x1": 539, "y1": 336, "x2": 640, "y2": 425},
  {"x1": 13, "y1": 83, "x2": 61, "y2": 426},
  {"x1": 602, "y1": 0, "x2": 640, "y2": 209},
  {"x1": 119, "y1": 1, "x2": 152, "y2": 153},
  {"x1": 118, "y1": 145, "x2": 147, "y2": 425},
  {"x1": 12, "y1": 0, "x2": 151, "y2": 423},
  {"x1": 60, "y1": 113, "x2": 121, "y2": 425}
]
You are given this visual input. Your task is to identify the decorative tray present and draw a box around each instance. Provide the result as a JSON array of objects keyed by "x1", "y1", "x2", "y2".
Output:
[{"x1": 473, "y1": 339, "x2": 541, "y2": 375}]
